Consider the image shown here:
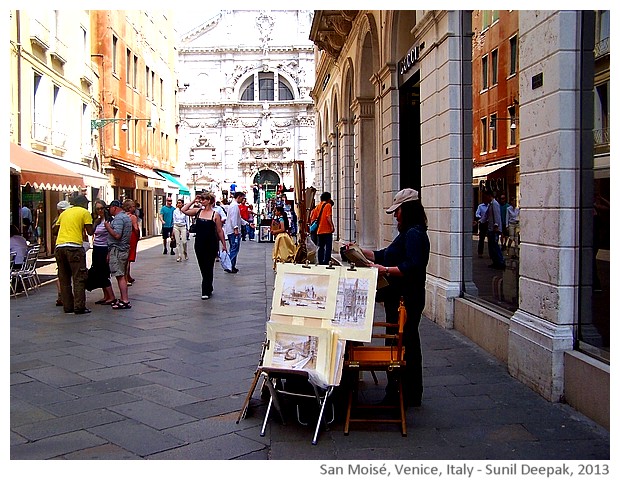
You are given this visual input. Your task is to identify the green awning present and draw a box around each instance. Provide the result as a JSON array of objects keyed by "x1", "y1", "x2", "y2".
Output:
[{"x1": 155, "y1": 170, "x2": 191, "y2": 195}]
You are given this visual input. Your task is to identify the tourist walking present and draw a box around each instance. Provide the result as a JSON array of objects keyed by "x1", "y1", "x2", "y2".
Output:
[
  {"x1": 181, "y1": 192, "x2": 227, "y2": 299},
  {"x1": 223, "y1": 191, "x2": 252, "y2": 273},
  {"x1": 309, "y1": 192, "x2": 335, "y2": 265},
  {"x1": 159, "y1": 197, "x2": 175, "y2": 255},
  {"x1": 173, "y1": 198, "x2": 190, "y2": 261}
]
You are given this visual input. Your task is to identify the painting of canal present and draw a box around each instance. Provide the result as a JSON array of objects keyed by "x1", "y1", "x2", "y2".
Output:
[
  {"x1": 271, "y1": 332, "x2": 318, "y2": 370},
  {"x1": 279, "y1": 272, "x2": 329, "y2": 309}
]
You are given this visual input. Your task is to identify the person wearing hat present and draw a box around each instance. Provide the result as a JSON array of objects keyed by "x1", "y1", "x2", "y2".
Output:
[
  {"x1": 52, "y1": 194, "x2": 94, "y2": 314},
  {"x1": 344, "y1": 187, "x2": 430, "y2": 408},
  {"x1": 103, "y1": 199, "x2": 133, "y2": 309}
]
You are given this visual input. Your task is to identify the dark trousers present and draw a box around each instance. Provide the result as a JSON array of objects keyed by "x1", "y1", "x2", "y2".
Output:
[
  {"x1": 382, "y1": 286, "x2": 424, "y2": 403},
  {"x1": 317, "y1": 232, "x2": 333, "y2": 265},
  {"x1": 55, "y1": 246, "x2": 88, "y2": 312},
  {"x1": 487, "y1": 229, "x2": 505, "y2": 267},
  {"x1": 477, "y1": 221, "x2": 488, "y2": 255},
  {"x1": 195, "y1": 244, "x2": 217, "y2": 296}
]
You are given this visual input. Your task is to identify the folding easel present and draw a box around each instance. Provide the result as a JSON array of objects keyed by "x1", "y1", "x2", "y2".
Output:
[
  {"x1": 259, "y1": 367, "x2": 335, "y2": 445},
  {"x1": 343, "y1": 298, "x2": 408, "y2": 436},
  {"x1": 236, "y1": 333, "x2": 268, "y2": 424}
]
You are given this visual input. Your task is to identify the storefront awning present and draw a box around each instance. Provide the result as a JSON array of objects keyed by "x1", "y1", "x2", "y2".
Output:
[
  {"x1": 155, "y1": 170, "x2": 191, "y2": 196},
  {"x1": 47, "y1": 157, "x2": 109, "y2": 187},
  {"x1": 10, "y1": 142, "x2": 84, "y2": 191},
  {"x1": 110, "y1": 159, "x2": 163, "y2": 181},
  {"x1": 473, "y1": 159, "x2": 516, "y2": 178}
]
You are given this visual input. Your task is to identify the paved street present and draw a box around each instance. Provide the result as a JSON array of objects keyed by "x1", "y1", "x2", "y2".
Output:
[{"x1": 10, "y1": 236, "x2": 609, "y2": 463}]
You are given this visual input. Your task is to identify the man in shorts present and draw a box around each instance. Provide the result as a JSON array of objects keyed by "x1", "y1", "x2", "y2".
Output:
[
  {"x1": 159, "y1": 196, "x2": 175, "y2": 255},
  {"x1": 104, "y1": 200, "x2": 132, "y2": 309}
]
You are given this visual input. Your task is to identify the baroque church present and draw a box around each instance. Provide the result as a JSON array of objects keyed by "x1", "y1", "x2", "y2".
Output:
[{"x1": 176, "y1": 10, "x2": 316, "y2": 209}]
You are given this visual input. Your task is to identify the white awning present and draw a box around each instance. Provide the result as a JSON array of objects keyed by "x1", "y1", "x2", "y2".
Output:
[
  {"x1": 47, "y1": 158, "x2": 109, "y2": 187},
  {"x1": 473, "y1": 159, "x2": 516, "y2": 178}
]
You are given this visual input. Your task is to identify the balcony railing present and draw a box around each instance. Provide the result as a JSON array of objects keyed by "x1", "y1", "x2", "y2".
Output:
[
  {"x1": 593, "y1": 127, "x2": 610, "y2": 146},
  {"x1": 32, "y1": 122, "x2": 50, "y2": 144},
  {"x1": 594, "y1": 37, "x2": 609, "y2": 58}
]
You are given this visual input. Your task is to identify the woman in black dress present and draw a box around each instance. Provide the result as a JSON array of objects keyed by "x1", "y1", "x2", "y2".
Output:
[{"x1": 181, "y1": 193, "x2": 227, "y2": 299}]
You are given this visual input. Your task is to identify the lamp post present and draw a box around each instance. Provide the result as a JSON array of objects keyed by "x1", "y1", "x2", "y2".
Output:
[
  {"x1": 489, "y1": 117, "x2": 518, "y2": 130},
  {"x1": 91, "y1": 118, "x2": 153, "y2": 131}
]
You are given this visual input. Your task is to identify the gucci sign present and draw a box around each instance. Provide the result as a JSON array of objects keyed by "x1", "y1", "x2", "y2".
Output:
[{"x1": 399, "y1": 42, "x2": 425, "y2": 75}]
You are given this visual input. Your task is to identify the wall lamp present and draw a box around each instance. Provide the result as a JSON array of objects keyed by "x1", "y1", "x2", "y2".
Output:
[
  {"x1": 490, "y1": 117, "x2": 518, "y2": 130},
  {"x1": 91, "y1": 118, "x2": 153, "y2": 130}
]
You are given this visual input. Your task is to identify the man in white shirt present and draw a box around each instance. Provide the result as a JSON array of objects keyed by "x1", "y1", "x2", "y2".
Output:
[{"x1": 223, "y1": 191, "x2": 252, "y2": 273}]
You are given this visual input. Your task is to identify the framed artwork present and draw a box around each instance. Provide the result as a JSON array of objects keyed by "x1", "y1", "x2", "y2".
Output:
[
  {"x1": 271, "y1": 263, "x2": 339, "y2": 319},
  {"x1": 259, "y1": 226, "x2": 272, "y2": 242},
  {"x1": 331, "y1": 266, "x2": 378, "y2": 342},
  {"x1": 263, "y1": 322, "x2": 332, "y2": 385}
]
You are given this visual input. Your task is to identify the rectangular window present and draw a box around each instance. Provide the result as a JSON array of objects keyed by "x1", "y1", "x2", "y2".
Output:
[
  {"x1": 491, "y1": 49, "x2": 498, "y2": 85},
  {"x1": 259, "y1": 73, "x2": 274, "y2": 101},
  {"x1": 32, "y1": 72, "x2": 47, "y2": 142},
  {"x1": 112, "y1": 36, "x2": 118, "y2": 74},
  {"x1": 151, "y1": 71, "x2": 155, "y2": 100},
  {"x1": 146, "y1": 66, "x2": 150, "y2": 98},
  {"x1": 480, "y1": 117, "x2": 488, "y2": 153},
  {"x1": 126, "y1": 48, "x2": 131, "y2": 84},
  {"x1": 509, "y1": 35, "x2": 518, "y2": 75},
  {"x1": 133, "y1": 54, "x2": 138, "y2": 89},
  {"x1": 160, "y1": 78, "x2": 164, "y2": 106},
  {"x1": 490, "y1": 113, "x2": 497, "y2": 150},
  {"x1": 481, "y1": 55, "x2": 488, "y2": 91}
]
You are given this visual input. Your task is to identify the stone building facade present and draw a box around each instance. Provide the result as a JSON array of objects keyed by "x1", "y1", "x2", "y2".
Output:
[
  {"x1": 176, "y1": 10, "x2": 316, "y2": 210},
  {"x1": 310, "y1": 10, "x2": 609, "y2": 429}
]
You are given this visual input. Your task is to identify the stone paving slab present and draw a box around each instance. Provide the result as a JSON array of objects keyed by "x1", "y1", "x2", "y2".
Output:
[{"x1": 10, "y1": 235, "x2": 609, "y2": 463}]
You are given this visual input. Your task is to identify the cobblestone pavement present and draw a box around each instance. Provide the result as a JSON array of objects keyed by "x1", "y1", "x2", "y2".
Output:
[{"x1": 10, "y1": 236, "x2": 609, "y2": 467}]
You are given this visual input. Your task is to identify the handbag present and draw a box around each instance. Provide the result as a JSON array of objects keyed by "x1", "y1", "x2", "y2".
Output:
[
  {"x1": 170, "y1": 235, "x2": 177, "y2": 249},
  {"x1": 188, "y1": 212, "x2": 199, "y2": 233},
  {"x1": 219, "y1": 250, "x2": 232, "y2": 271},
  {"x1": 309, "y1": 202, "x2": 327, "y2": 233}
]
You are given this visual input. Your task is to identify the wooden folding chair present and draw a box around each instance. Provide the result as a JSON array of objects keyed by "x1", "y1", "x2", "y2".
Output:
[{"x1": 343, "y1": 298, "x2": 408, "y2": 436}]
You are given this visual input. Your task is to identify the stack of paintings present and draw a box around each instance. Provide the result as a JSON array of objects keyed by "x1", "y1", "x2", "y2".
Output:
[{"x1": 263, "y1": 263, "x2": 378, "y2": 387}]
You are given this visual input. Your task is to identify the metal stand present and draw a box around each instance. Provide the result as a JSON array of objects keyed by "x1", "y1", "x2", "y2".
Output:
[{"x1": 258, "y1": 367, "x2": 335, "y2": 445}]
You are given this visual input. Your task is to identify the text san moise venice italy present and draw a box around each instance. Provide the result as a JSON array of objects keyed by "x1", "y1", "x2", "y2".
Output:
[{"x1": 318, "y1": 462, "x2": 610, "y2": 478}]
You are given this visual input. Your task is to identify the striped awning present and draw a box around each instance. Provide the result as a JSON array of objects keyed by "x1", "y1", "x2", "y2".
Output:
[{"x1": 10, "y1": 143, "x2": 84, "y2": 191}]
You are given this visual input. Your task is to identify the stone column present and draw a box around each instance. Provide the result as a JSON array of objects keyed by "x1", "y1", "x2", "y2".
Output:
[
  {"x1": 508, "y1": 11, "x2": 586, "y2": 401},
  {"x1": 417, "y1": 10, "x2": 472, "y2": 328}
]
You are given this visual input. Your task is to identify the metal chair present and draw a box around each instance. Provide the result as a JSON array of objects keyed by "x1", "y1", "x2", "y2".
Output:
[
  {"x1": 11, "y1": 245, "x2": 41, "y2": 297},
  {"x1": 10, "y1": 251, "x2": 17, "y2": 296}
]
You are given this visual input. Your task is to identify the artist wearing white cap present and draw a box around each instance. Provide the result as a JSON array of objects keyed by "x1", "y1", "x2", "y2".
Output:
[{"x1": 344, "y1": 187, "x2": 430, "y2": 408}]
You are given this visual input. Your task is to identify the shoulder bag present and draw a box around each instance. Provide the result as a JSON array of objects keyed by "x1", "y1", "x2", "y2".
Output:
[{"x1": 309, "y1": 202, "x2": 327, "y2": 233}]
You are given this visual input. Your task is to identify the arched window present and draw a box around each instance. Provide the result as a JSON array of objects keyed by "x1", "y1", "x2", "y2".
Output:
[
  {"x1": 279, "y1": 82, "x2": 294, "y2": 100},
  {"x1": 241, "y1": 81, "x2": 254, "y2": 101},
  {"x1": 239, "y1": 71, "x2": 296, "y2": 102}
]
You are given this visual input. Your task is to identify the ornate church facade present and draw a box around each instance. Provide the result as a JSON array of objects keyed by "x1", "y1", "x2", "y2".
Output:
[{"x1": 176, "y1": 10, "x2": 316, "y2": 207}]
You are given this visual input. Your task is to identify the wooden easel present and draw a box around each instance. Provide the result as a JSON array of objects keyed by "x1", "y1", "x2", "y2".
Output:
[{"x1": 236, "y1": 333, "x2": 269, "y2": 424}]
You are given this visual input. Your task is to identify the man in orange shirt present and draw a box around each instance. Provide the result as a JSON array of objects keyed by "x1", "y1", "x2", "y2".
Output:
[{"x1": 309, "y1": 191, "x2": 335, "y2": 265}]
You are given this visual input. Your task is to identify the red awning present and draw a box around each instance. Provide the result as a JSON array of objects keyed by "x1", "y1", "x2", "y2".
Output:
[{"x1": 10, "y1": 143, "x2": 84, "y2": 191}]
